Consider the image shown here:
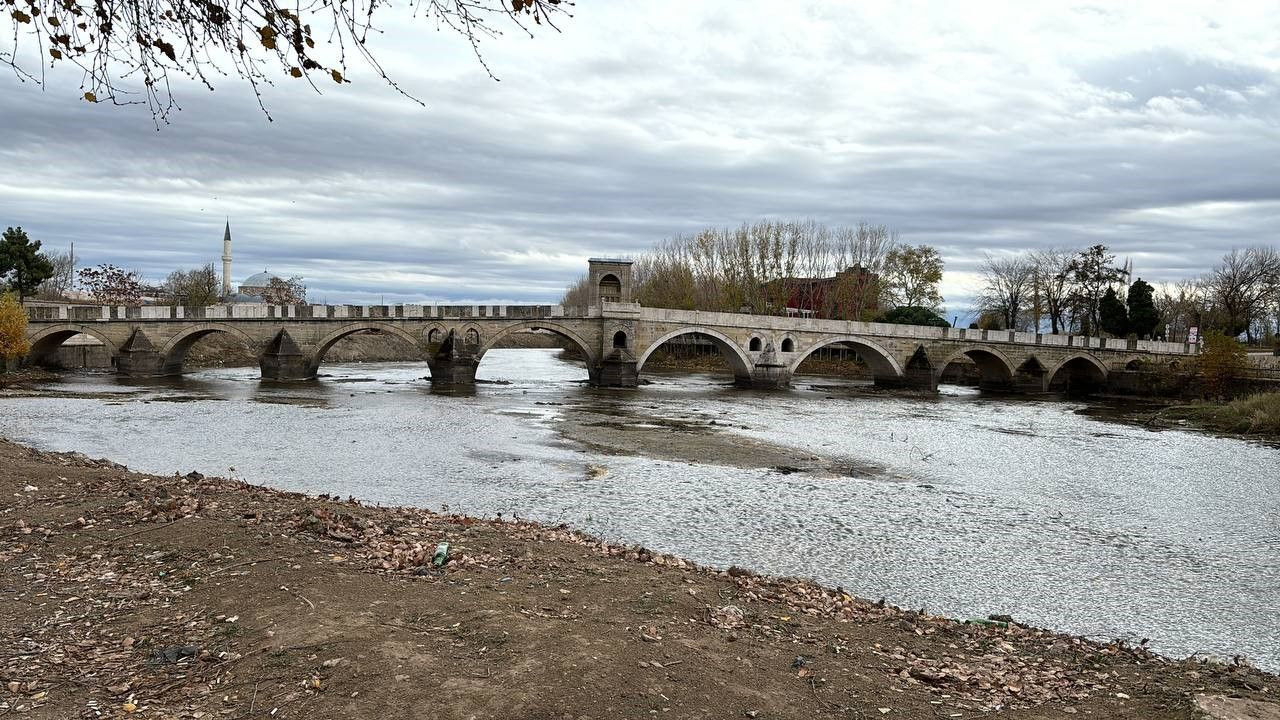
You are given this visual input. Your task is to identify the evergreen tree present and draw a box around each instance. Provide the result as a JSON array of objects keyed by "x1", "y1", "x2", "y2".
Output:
[
  {"x1": 0, "y1": 227, "x2": 55, "y2": 304},
  {"x1": 878, "y1": 305, "x2": 950, "y2": 328},
  {"x1": 1098, "y1": 287, "x2": 1129, "y2": 336},
  {"x1": 1126, "y1": 278, "x2": 1160, "y2": 339}
]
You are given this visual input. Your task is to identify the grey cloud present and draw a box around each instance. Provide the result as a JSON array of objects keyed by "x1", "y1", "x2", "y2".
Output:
[{"x1": 1, "y1": 5, "x2": 1278, "y2": 319}]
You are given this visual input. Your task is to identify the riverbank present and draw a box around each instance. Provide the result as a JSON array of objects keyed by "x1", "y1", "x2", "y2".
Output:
[
  {"x1": 2, "y1": 439, "x2": 1275, "y2": 719},
  {"x1": 1146, "y1": 392, "x2": 1280, "y2": 439},
  {"x1": 0, "y1": 368, "x2": 60, "y2": 390}
]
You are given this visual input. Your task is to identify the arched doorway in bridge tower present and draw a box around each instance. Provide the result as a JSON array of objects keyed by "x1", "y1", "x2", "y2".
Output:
[{"x1": 598, "y1": 275, "x2": 622, "y2": 303}]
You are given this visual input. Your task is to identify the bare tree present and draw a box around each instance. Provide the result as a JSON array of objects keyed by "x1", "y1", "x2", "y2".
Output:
[
  {"x1": 1203, "y1": 247, "x2": 1280, "y2": 343},
  {"x1": 977, "y1": 254, "x2": 1035, "y2": 331},
  {"x1": 36, "y1": 249, "x2": 76, "y2": 300},
  {"x1": 829, "y1": 223, "x2": 894, "y2": 321},
  {"x1": 78, "y1": 264, "x2": 142, "y2": 305},
  {"x1": 260, "y1": 276, "x2": 307, "y2": 304},
  {"x1": 615, "y1": 220, "x2": 900, "y2": 320},
  {"x1": 1, "y1": 0, "x2": 570, "y2": 122},
  {"x1": 559, "y1": 274, "x2": 592, "y2": 310},
  {"x1": 164, "y1": 263, "x2": 221, "y2": 305},
  {"x1": 1152, "y1": 280, "x2": 1207, "y2": 342},
  {"x1": 1030, "y1": 248, "x2": 1073, "y2": 334}
]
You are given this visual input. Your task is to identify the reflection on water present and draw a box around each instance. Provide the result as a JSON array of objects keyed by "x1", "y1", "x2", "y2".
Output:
[{"x1": 2, "y1": 349, "x2": 1278, "y2": 670}]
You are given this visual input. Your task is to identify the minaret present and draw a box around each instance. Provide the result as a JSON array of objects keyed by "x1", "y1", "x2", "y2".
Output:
[{"x1": 221, "y1": 220, "x2": 232, "y2": 297}]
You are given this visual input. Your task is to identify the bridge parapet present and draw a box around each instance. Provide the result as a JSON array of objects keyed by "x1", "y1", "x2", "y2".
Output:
[{"x1": 26, "y1": 303, "x2": 572, "y2": 322}]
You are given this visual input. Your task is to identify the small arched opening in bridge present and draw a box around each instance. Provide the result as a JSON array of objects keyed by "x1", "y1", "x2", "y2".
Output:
[
  {"x1": 599, "y1": 274, "x2": 622, "y2": 303},
  {"x1": 780, "y1": 337, "x2": 795, "y2": 353},
  {"x1": 159, "y1": 324, "x2": 259, "y2": 376},
  {"x1": 936, "y1": 347, "x2": 1016, "y2": 391},
  {"x1": 613, "y1": 330, "x2": 628, "y2": 349},
  {"x1": 1047, "y1": 354, "x2": 1108, "y2": 396},
  {"x1": 748, "y1": 336, "x2": 763, "y2": 352},
  {"x1": 476, "y1": 322, "x2": 599, "y2": 384},
  {"x1": 311, "y1": 322, "x2": 424, "y2": 375},
  {"x1": 787, "y1": 336, "x2": 902, "y2": 386},
  {"x1": 25, "y1": 325, "x2": 118, "y2": 369},
  {"x1": 636, "y1": 329, "x2": 753, "y2": 385},
  {"x1": 1124, "y1": 358, "x2": 1146, "y2": 371}
]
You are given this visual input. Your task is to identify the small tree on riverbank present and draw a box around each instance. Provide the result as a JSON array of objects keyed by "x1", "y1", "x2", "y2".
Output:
[
  {"x1": 1198, "y1": 332, "x2": 1248, "y2": 400},
  {"x1": 0, "y1": 293, "x2": 29, "y2": 370}
]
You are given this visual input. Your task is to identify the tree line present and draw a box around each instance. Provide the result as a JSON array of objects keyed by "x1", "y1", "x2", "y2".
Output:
[
  {"x1": 563, "y1": 220, "x2": 948, "y2": 325},
  {"x1": 562, "y1": 222, "x2": 1280, "y2": 346},
  {"x1": 1, "y1": 226, "x2": 307, "y2": 306},
  {"x1": 976, "y1": 244, "x2": 1280, "y2": 344}
]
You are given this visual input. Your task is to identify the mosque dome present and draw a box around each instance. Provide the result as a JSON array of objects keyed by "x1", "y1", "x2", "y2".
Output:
[{"x1": 241, "y1": 270, "x2": 281, "y2": 288}]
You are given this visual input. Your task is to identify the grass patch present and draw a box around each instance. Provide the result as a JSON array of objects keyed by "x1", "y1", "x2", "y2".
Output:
[{"x1": 1159, "y1": 392, "x2": 1280, "y2": 436}]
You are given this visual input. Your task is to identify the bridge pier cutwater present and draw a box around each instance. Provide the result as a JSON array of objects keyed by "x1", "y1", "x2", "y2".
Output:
[{"x1": 22, "y1": 259, "x2": 1196, "y2": 394}]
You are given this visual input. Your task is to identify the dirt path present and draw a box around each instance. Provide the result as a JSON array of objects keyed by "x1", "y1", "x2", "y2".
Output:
[{"x1": 0, "y1": 439, "x2": 1273, "y2": 719}]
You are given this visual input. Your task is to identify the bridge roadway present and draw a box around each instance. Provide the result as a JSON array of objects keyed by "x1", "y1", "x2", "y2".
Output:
[{"x1": 24, "y1": 301, "x2": 1196, "y2": 393}]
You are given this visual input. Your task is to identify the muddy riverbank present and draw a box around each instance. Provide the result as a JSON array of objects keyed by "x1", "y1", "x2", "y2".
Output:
[
  {"x1": 2, "y1": 438, "x2": 1275, "y2": 719},
  {"x1": 4, "y1": 354, "x2": 1279, "y2": 677}
]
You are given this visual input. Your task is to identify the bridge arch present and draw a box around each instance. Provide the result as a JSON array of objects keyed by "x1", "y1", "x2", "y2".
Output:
[
  {"x1": 311, "y1": 322, "x2": 423, "y2": 371},
  {"x1": 158, "y1": 323, "x2": 260, "y2": 374},
  {"x1": 786, "y1": 335, "x2": 903, "y2": 380},
  {"x1": 1046, "y1": 352, "x2": 1108, "y2": 394},
  {"x1": 26, "y1": 324, "x2": 119, "y2": 365},
  {"x1": 636, "y1": 327, "x2": 753, "y2": 379},
  {"x1": 479, "y1": 321, "x2": 599, "y2": 367},
  {"x1": 935, "y1": 346, "x2": 1017, "y2": 389}
]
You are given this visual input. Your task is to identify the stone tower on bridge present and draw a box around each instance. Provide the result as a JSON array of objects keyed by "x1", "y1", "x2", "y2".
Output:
[
  {"x1": 588, "y1": 258, "x2": 638, "y2": 385},
  {"x1": 588, "y1": 258, "x2": 633, "y2": 304}
]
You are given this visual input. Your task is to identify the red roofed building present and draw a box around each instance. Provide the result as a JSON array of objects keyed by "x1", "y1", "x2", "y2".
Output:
[{"x1": 761, "y1": 265, "x2": 881, "y2": 320}]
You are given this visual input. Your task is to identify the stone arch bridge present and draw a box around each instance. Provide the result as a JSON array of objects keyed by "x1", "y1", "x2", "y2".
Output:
[{"x1": 24, "y1": 300, "x2": 1195, "y2": 394}]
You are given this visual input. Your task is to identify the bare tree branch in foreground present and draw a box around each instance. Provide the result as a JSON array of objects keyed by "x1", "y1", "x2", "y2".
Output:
[{"x1": 1, "y1": 0, "x2": 571, "y2": 123}]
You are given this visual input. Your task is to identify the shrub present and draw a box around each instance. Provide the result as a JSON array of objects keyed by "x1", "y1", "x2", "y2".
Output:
[
  {"x1": 1197, "y1": 332, "x2": 1247, "y2": 399},
  {"x1": 0, "y1": 292, "x2": 30, "y2": 368}
]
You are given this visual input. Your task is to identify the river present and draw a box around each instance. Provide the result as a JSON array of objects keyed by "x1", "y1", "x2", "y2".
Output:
[{"x1": 2, "y1": 349, "x2": 1277, "y2": 670}]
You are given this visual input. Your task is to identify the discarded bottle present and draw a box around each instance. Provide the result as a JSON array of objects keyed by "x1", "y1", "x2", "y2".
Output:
[
  {"x1": 965, "y1": 618, "x2": 1009, "y2": 629},
  {"x1": 432, "y1": 542, "x2": 450, "y2": 567}
]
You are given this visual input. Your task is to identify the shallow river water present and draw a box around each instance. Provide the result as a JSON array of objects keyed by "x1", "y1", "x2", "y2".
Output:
[{"x1": 2, "y1": 349, "x2": 1277, "y2": 670}]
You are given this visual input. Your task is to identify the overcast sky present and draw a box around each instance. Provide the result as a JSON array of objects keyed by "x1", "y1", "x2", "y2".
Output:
[{"x1": 1, "y1": 2, "x2": 1277, "y2": 317}]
